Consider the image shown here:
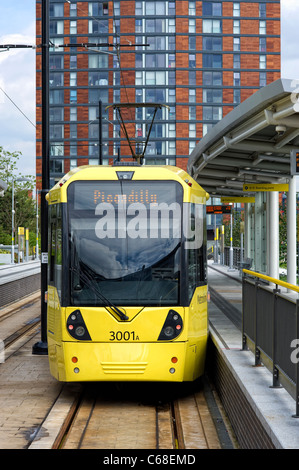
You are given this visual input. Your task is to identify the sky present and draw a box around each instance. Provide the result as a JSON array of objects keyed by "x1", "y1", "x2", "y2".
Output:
[{"x1": 0, "y1": 0, "x2": 297, "y2": 178}]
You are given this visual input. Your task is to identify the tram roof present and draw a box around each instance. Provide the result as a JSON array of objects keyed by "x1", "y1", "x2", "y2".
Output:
[{"x1": 187, "y1": 78, "x2": 299, "y2": 197}]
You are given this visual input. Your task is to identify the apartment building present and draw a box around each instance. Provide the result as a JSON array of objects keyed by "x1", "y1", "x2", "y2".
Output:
[{"x1": 36, "y1": 0, "x2": 281, "y2": 188}]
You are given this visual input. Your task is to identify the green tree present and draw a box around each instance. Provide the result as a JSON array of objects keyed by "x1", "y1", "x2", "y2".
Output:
[
  {"x1": 0, "y1": 147, "x2": 36, "y2": 247},
  {"x1": 224, "y1": 210, "x2": 243, "y2": 247}
]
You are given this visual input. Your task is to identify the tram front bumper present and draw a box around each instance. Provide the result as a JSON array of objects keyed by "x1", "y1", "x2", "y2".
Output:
[{"x1": 53, "y1": 340, "x2": 204, "y2": 382}]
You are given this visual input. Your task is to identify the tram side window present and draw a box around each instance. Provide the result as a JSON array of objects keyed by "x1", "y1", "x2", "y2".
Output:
[
  {"x1": 187, "y1": 203, "x2": 207, "y2": 302},
  {"x1": 48, "y1": 204, "x2": 62, "y2": 300}
]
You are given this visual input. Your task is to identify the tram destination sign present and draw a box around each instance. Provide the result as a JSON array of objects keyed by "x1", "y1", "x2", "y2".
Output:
[
  {"x1": 291, "y1": 149, "x2": 299, "y2": 175},
  {"x1": 206, "y1": 205, "x2": 231, "y2": 214}
]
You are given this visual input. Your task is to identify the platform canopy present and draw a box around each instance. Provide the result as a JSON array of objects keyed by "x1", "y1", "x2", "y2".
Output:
[{"x1": 187, "y1": 78, "x2": 299, "y2": 196}]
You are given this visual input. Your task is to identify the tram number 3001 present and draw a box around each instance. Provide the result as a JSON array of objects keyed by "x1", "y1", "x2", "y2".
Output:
[{"x1": 109, "y1": 331, "x2": 140, "y2": 341}]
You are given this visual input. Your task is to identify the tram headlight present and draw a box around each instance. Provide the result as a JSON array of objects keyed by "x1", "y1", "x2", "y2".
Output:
[
  {"x1": 75, "y1": 326, "x2": 86, "y2": 337},
  {"x1": 164, "y1": 326, "x2": 175, "y2": 337},
  {"x1": 158, "y1": 310, "x2": 183, "y2": 341}
]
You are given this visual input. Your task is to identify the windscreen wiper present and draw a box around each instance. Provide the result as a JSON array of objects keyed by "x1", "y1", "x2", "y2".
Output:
[{"x1": 71, "y1": 264, "x2": 129, "y2": 321}]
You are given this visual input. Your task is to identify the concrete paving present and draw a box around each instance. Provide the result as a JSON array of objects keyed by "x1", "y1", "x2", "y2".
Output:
[{"x1": 208, "y1": 261, "x2": 299, "y2": 449}]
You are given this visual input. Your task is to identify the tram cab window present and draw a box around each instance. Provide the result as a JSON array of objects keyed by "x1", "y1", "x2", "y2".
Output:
[
  {"x1": 185, "y1": 203, "x2": 207, "y2": 301},
  {"x1": 48, "y1": 204, "x2": 62, "y2": 300},
  {"x1": 68, "y1": 181, "x2": 183, "y2": 307}
]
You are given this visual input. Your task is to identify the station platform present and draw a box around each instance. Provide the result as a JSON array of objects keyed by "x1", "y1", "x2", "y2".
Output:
[
  {"x1": 0, "y1": 261, "x2": 299, "y2": 449},
  {"x1": 207, "y1": 261, "x2": 299, "y2": 449}
]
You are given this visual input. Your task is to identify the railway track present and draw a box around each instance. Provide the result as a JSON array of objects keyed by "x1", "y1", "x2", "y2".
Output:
[
  {"x1": 49, "y1": 380, "x2": 231, "y2": 450},
  {"x1": 0, "y1": 296, "x2": 236, "y2": 450},
  {"x1": 0, "y1": 293, "x2": 41, "y2": 357}
]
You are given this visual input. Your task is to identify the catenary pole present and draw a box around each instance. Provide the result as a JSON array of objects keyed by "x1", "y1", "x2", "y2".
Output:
[{"x1": 32, "y1": 0, "x2": 49, "y2": 355}]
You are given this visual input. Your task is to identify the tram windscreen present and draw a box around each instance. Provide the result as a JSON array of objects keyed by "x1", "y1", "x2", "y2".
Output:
[{"x1": 68, "y1": 180, "x2": 183, "y2": 306}]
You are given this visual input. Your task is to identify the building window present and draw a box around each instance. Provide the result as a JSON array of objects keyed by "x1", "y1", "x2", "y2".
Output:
[
  {"x1": 189, "y1": 54, "x2": 196, "y2": 68},
  {"x1": 49, "y1": 55, "x2": 64, "y2": 69},
  {"x1": 168, "y1": 2, "x2": 175, "y2": 15},
  {"x1": 202, "y1": 106, "x2": 222, "y2": 121},
  {"x1": 145, "y1": 19, "x2": 166, "y2": 33},
  {"x1": 70, "y1": 21, "x2": 77, "y2": 35},
  {"x1": 189, "y1": 1, "x2": 196, "y2": 16},
  {"x1": 189, "y1": 19, "x2": 196, "y2": 33},
  {"x1": 146, "y1": 54, "x2": 166, "y2": 68},
  {"x1": 202, "y1": 37, "x2": 222, "y2": 51},
  {"x1": 259, "y1": 4, "x2": 266, "y2": 18},
  {"x1": 189, "y1": 71, "x2": 196, "y2": 85},
  {"x1": 70, "y1": 55, "x2": 77, "y2": 69},
  {"x1": 233, "y1": 20, "x2": 240, "y2": 34},
  {"x1": 89, "y1": 19, "x2": 109, "y2": 34},
  {"x1": 70, "y1": 72, "x2": 77, "y2": 87},
  {"x1": 70, "y1": 90, "x2": 77, "y2": 103},
  {"x1": 259, "y1": 21, "x2": 266, "y2": 34},
  {"x1": 50, "y1": 3, "x2": 64, "y2": 17},
  {"x1": 70, "y1": 144, "x2": 77, "y2": 157},
  {"x1": 89, "y1": 88, "x2": 109, "y2": 104},
  {"x1": 233, "y1": 3, "x2": 240, "y2": 17},
  {"x1": 189, "y1": 123, "x2": 196, "y2": 138},
  {"x1": 145, "y1": 71, "x2": 166, "y2": 85},
  {"x1": 89, "y1": 2, "x2": 109, "y2": 16},
  {"x1": 147, "y1": 36, "x2": 166, "y2": 50},
  {"x1": 50, "y1": 124, "x2": 64, "y2": 139},
  {"x1": 202, "y1": 2, "x2": 222, "y2": 16},
  {"x1": 50, "y1": 143, "x2": 64, "y2": 157},
  {"x1": 49, "y1": 20, "x2": 64, "y2": 34},
  {"x1": 189, "y1": 89, "x2": 196, "y2": 103},
  {"x1": 203, "y1": 54, "x2": 222, "y2": 68},
  {"x1": 135, "y1": 2, "x2": 142, "y2": 15},
  {"x1": 233, "y1": 54, "x2": 240, "y2": 69},
  {"x1": 260, "y1": 55, "x2": 266, "y2": 69},
  {"x1": 145, "y1": 2, "x2": 166, "y2": 15},
  {"x1": 203, "y1": 89, "x2": 222, "y2": 103},
  {"x1": 260, "y1": 72, "x2": 267, "y2": 86},
  {"x1": 189, "y1": 36, "x2": 196, "y2": 50},
  {"x1": 233, "y1": 89, "x2": 241, "y2": 104},
  {"x1": 202, "y1": 71, "x2": 222, "y2": 86},
  {"x1": 50, "y1": 159, "x2": 64, "y2": 174},
  {"x1": 189, "y1": 106, "x2": 196, "y2": 120},
  {"x1": 135, "y1": 19, "x2": 142, "y2": 32},
  {"x1": 50, "y1": 107, "x2": 64, "y2": 121},
  {"x1": 169, "y1": 71, "x2": 176, "y2": 85},
  {"x1": 89, "y1": 54, "x2": 108, "y2": 68},
  {"x1": 70, "y1": 107, "x2": 77, "y2": 121},
  {"x1": 168, "y1": 89, "x2": 176, "y2": 103},
  {"x1": 189, "y1": 141, "x2": 196, "y2": 153},
  {"x1": 233, "y1": 37, "x2": 240, "y2": 52},
  {"x1": 168, "y1": 19, "x2": 176, "y2": 33},
  {"x1": 202, "y1": 19, "x2": 222, "y2": 34},
  {"x1": 234, "y1": 72, "x2": 240, "y2": 86},
  {"x1": 70, "y1": 124, "x2": 77, "y2": 139},
  {"x1": 49, "y1": 72, "x2": 63, "y2": 87},
  {"x1": 50, "y1": 89, "x2": 64, "y2": 104},
  {"x1": 70, "y1": 159, "x2": 77, "y2": 170},
  {"x1": 169, "y1": 123, "x2": 176, "y2": 138},
  {"x1": 113, "y1": 1, "x2": 120, "y2": 16},
  {"x1": 259, "y1": 38, "x2": 267, "y2": 52},
  {"x1": 89, "y1": 71, "x2": 109, "y2": 86}
]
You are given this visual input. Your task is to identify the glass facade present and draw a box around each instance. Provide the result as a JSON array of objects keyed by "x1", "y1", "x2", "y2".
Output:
[{"x1": 36, "y1": 0, "x2": 281, "y2": 187}]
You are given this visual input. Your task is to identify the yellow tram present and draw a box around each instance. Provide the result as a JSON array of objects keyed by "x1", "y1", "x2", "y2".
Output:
[{"x1": 46, "y1": 164, "x2": 208, "y2": 382}]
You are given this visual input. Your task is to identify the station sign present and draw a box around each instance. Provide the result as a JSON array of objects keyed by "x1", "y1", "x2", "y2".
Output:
[
  {"x1": 290, "y1": 150, "x2": 299, "y2": 175},
  {"x1": 243, "y1": 183, "x2": 289, "y2": 192},
  {"x1": 221, "y1": 197, "x2": 255, "y2": 203},
  {"x1": 206, "y1": 205, "x2": 231, "y2": 214}
]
